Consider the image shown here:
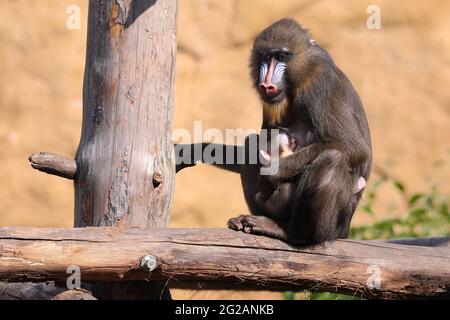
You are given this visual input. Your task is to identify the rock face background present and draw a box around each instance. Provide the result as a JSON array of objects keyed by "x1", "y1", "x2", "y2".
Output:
[{"x1": 0, "y1": 0, "x2": 449, "y2": 299}]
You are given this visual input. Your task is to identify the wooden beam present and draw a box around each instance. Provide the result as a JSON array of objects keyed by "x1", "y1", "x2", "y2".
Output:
[{"x1": 0, "y1": 227, "x2": 449, "y2": 299}]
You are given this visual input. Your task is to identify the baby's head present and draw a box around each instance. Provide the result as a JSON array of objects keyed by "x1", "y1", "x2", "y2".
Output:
[
  {"x1": 260, "y1": 132, "x2": 297, "y2": 163},
  {"x1": 278, "y1": 133, "x2": 297, "y2": 158}
]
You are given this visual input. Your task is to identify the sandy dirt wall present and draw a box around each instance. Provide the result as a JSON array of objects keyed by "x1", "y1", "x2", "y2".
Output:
[{"x1": 0, "y1": 0, "x2": 449, "y2": 299}]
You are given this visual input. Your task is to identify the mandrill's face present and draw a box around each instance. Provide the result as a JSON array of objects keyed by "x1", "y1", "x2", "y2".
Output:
[
  {"x1": 250, "y1": 18, "x2": 313, "y2": 106},
  {"x1": 254, "y1": 47, "x2": 292, "y2": 104}
]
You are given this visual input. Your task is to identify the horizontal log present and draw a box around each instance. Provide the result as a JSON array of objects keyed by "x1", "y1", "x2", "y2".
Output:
[
  {"x1": 0, "y1": 227, "x2": 449, "y2": 299},
  {"x1": 28, "y1": 152, "x2": 77, "y2": 179}
]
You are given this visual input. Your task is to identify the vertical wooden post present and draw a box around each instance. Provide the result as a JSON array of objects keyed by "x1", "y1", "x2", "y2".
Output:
[{"x1": 75, "y1": 0, "x2": 177, "y2": 299}]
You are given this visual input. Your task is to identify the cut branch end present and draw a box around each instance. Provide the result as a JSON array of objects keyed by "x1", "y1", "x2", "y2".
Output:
[{"x1": 29, "y1": 152, "x2": 77, "y2": 180}]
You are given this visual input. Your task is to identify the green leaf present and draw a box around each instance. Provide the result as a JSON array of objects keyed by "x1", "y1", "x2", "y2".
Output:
[
  {"x1": 439, "y1": 202, "x2": 450, "y2": 219},
  {"x1": 409, "y1": 193, "x2": 424, "y2": 206},
  {"x1": 408, "y1": 208, "x2": 428, "y2": 222},
  {"x1": 308, "y1": 292, "x2": 363, "y2": 300},
  {"x1": 283, "y1": 292, "x2": 297, "y2": 300},
  {"x1": 367, "y1": 191, "x2": 376, "y2": 201},
  {"x1": 361, "y1": 204, "x2": 374, "y2": 215},
  {"x1": 393, "y1": 180, "x2": 405, "y2": 193}
]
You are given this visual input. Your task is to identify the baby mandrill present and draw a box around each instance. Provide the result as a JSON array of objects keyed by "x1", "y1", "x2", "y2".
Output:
[{"x1": 256, "y1": 132, "x2": 366, "y2": 220}]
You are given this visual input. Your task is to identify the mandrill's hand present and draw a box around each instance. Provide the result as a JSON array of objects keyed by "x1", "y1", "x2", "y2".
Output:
[
  {"x1": 175, "y1": 162, "x2": 196, "y2": 173},
  {"x1": 260, "y1": 138, "x2": 297, "y2": 184},
  {"x1": 260, "y1": 154, "x2": 293, "y2": 185},
  {"x1": 174, "y1": 144, "x2": 198, "y2": 173}
]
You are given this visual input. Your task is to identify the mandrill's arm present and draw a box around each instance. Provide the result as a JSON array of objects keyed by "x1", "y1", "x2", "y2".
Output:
[
  {"x1": 262, "y1": 142, "x2": 345, "y2": 184},
  {"x1": 174, "y1": 143, "x2": 245, "y2": 174}
]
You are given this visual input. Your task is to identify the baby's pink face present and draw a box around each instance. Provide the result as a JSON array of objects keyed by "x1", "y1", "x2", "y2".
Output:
[
  {"x1": 260, "y1": 132, "x2": 297, "y2": 163},
  {"x1": 278, "y1": 133, "x2": 290, "y2": 147},
  {"x1": 278, "y1": 133, "x2": 296, "y2": 158}
]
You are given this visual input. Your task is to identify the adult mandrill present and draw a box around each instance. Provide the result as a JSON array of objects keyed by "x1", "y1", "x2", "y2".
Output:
[{"x1": 176, "y1": 18, "x2": 372, "y2": 245}]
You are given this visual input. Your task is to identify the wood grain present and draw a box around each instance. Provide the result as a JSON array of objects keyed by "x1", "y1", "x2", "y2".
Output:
[{"x1": 0, "y1": 227, "x2": 449, "y2": 299}]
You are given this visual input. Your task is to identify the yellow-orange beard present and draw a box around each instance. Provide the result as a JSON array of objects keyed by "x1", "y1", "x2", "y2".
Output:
[{"x1": 262, "y1": 98, "x2": 290, "y2": 126}]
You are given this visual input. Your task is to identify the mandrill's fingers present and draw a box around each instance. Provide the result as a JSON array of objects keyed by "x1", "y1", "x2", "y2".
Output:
[
  {"x1": 240, "y1": 215, "x2": 287, "y2": 240},
  {"x1": 279, "y1": 143, "x2": 289, "y2": 154},
  {"x1": 241, "y1": 215, "x2": 266, "y2": 234},
  {"x1": 229, "y1": 215, "x2": 289, "y2": 241},
  {"x1": 279, "y1": 143, "x2": 294, "y2": 158},
  {"x1": 175, "y1": 162, "x2": 196, "y2": 173}
]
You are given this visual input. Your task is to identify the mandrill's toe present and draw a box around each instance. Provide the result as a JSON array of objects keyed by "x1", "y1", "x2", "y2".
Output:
[
  {"x1": 240, "y1": 216, "x2": 262, "y2": 234},
  {"x1": 227, "y1": 215, "x2": 247, "y2": 231},
  {"x1": 240, "y1": 215, "x2": 281, "y2": 236}
]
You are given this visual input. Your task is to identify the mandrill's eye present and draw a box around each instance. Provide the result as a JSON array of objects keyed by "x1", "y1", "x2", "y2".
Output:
[{"x1": 275, "y1": 52, "x2": 292, "y2": 62}]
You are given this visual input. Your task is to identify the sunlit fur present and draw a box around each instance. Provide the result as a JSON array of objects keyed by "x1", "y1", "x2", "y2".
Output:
[{"x1": 263, "y1": 100, "x2": 289, "y2": 126}]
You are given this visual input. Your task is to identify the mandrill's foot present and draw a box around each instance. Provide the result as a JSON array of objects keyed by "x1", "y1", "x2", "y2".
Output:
[
  {"x1": 227, "y1": 215, "x2": 288, "y2": 240},
  {"x1": 227, "y1": 215, "x2": 247, "y2": 231}
]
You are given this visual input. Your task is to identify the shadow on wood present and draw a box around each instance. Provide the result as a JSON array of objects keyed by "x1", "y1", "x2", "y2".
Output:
[{"x1": 125, "y1": 0, "x2": 157, "y2": 27}]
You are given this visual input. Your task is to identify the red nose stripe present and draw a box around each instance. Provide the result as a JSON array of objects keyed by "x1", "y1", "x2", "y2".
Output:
[{"x1": 263, "y1": 58, "x2": 276, "y2": 87}]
